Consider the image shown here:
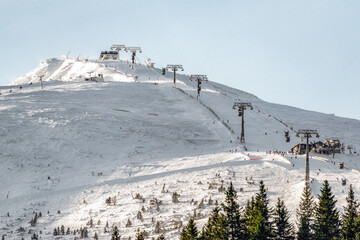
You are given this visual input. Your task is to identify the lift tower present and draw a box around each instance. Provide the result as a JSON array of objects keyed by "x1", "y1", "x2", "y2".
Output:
[
  {"x1": 110, "y1": 44, "x2": 126, "y2": 60},
  {"x1": 166, "y1": 65, "x2": 184, "y2": 87},
  {"x1": 296, "y1": 129, "x2": 320, "y2": 182},
  {"x1": 39, "y1": 75, "x2": 44, "y2": 89},
  {"x1": 125, "y1": 47, "x2": 142, "y2": 64},
  {"x1": 233, "y1": 101, "x2": 253, "y2": 143},
  {"x1": 190, "y1": 75, "x2": 208, "y2": 100}
]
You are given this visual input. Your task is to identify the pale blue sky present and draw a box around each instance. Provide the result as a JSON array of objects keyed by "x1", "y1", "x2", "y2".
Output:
[{"x1": 1, "y1": 0, "x2": 360, "y2": 119}]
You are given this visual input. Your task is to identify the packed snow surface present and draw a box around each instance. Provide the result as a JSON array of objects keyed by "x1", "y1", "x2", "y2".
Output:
[{"x1": 1, "y1": 57, "x2": 360, "y2": 239}]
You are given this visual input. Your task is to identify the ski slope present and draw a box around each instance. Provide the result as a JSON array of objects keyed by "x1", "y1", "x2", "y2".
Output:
[{"x1": 1, "y1": 57, "x2": 360, "y2": 239}]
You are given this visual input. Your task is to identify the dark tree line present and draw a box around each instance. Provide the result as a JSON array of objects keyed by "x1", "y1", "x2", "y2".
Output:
[{"x1": 180, "y1": 180, "x2": 360, "y2": 240}]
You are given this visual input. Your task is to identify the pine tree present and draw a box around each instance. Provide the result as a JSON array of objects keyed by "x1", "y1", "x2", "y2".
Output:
[
  {"x1": 135, "y1": 229, "x2": 147, "y2": 240},
  {"x1": 157, "y1": 234, "x2": 166, "y2": 240},
  {"x1": 180, "y1": 218, "x2": 199, "y2": 240},
  {"x1": 342, "y1": 184, "x2": 358, "y2": 240},
  {"x1": 137, "y1": 211, "x2": 143, "y2": 221},
  {"x1": 94, "y1": 232, "x2": 99, "y2": 240},
  {"x1": 243, "y1": 197, "x2": 255, "y2": 239},
  {"x1": 172, "y1": 192, "x2": 180, "y2": 203},
  {"x1": 112, "y1": 226, "x2": 121, "y2": 240},
  {"x1": 355, "y1": 214, "x2": 360, "y2": 240},
  {"x1": 273, "y1": 198, "x2": 294, "y2": 240},
  {"x1": 313, "y1": 180, "x2": 341, "y2": 240},
  {"x1": 222, "y1": 181, "x2": 245, "y2": 239},
  {"x1": 155, "y1": 221, "x2": 162, "y2": 234},
  {"x1": 53, "y1": 228, "x2": 58, "y2": 236},
  {"x1": 83, "y1": 227, "x2": 89, "y2": 238},
  {"x1": 31, "y1": 233, "x2": 38, "y2": 240},
  {"x1": 247, "y1": 180, "x2": 273, "y2": 240},
  {"x1": 200, "y1": 205, "x2": 227, "y2": 239},
  {"x1": 126, "y1": 218, "x2": 132, "y2": 227},
  {"x1": 296, "y1": 182, "x2": 315, "y2": 240}
]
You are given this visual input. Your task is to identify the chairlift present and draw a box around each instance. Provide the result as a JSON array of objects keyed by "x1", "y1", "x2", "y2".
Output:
[
  {"x1": 338, "y1": 162, "x2": 344, "y2": 169},
  {"x1": 342, "y1": 179, "x2": 347, "y2": 186}
]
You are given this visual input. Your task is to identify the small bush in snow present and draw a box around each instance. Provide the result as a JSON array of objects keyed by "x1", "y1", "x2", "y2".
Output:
[
  {"x1": 134, "y1": 193, "x2": 145, "y2": 201},
  {"x1": 172, "y1": 192, "x2": 180, "y2": 203},
  {"x1": 106, "y1": 196, "x2": 117, "y2": 206},
  {"x1": 198, "y1": 199, "x2": 204, "y2": 209},
  {"x1": 154, "y1": 221, "x2": 163, "y2": 234},
  {"x1": 126, "y1": 218, "x2": 132, "y2": 227},
  {"x1": 137, "y1": 211, "x2": 144, "y2": 221},
  {"x1": 208, "y1": 197, "x2": 213, "y2": 205}
]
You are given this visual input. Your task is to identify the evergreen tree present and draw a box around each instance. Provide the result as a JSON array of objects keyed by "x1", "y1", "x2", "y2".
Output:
[
  {"x1": 180, "y1": 218, "x2": 199, "y2": 240},
  {"x1": 53, "y1": 228, "x2": 58, "y2": 236},
  {"x1": 157, "y1": 234, "x2": 166, "y2": 240},
  {"x1": 296, "y1": 182, "x2": 315, "y2": 240},
  {"x1": 222, "y1": 182, "x2": 245, "y2": 239},
  {"x1": 137, "y1": 211, "x2": 143, "y2": 221},
  {"x1": 342, "y1": 184, "x2": 358, "y2": 240},
  {"x1": 83, "y1": 228, "x2": 89, "y2": 238},
  {"x1": 155, "y1": 221, "x2": 163, "y2": 234},
  {"x1": 200, "y1": 205, "x2": 227, "y2": 239},
  {"x1": 172, "y1": 192, "x2": 180, "y2": 203},
  {"x1": 112, "y1": 226, "x2": 120, "y2": 240},
  {"x1": 126, "y1": 218, "x2": 132, "y2": 227},
  {"x1": 247, "y1": 180, "x2": 273, "y2": 240},
  {"x1": 135, "y1": 229, "x2": 147, "y2": 240},
  {"x1": 355, "y1": 214, "x2": 360, "y2": 240},
  {"x1": 31, "y1": 233, "x2": 38, "y2": 240},
  {"x1": 273, "y1": 198, "x2": 294, "y2": 240},
  {"x1": 243, "y1": 197, "x2": 256, "y2": 239},
  {"x1": 313, "y1": 180, "x2": 341, "y2": 240}
]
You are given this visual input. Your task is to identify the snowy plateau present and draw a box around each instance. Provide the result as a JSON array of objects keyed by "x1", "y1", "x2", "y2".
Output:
[{"x1": 1, "y1": 56, "x2": 360, "y2": 239}]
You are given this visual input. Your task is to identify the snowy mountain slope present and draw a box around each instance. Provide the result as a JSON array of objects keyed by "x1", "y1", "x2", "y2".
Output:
[{"x1": 1, "y1": 57, "x2": 360, "y2": 239}]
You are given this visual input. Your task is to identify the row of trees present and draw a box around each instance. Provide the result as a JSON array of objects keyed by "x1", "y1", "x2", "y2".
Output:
[{"x1": 180, "y1": 180, "x2": 360, "y2": 240}]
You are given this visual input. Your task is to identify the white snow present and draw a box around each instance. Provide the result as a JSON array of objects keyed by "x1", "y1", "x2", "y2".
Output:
[{"x1": 0, "y1": 57, "x2": 359, "y2": 239}]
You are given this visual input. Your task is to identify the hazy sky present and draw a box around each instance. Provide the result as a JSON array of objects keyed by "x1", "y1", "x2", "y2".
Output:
[{"x1": 1, "y1": 0, "x2": 360, "y2": 120}]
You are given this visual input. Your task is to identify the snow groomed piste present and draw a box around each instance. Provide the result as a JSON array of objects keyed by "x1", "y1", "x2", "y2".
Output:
[{"x1": 1, "y1": 46, "x2": 360, "y2": 239}]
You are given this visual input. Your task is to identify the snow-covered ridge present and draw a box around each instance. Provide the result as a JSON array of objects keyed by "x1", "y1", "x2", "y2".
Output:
[{"x1": 12, "y1": 57, "x2": 135, "y2": 85}]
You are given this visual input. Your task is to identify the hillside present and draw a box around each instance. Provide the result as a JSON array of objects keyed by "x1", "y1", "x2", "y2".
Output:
[{"x1": 1, "y1": 57, "x2": 360, "y2": 239}]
